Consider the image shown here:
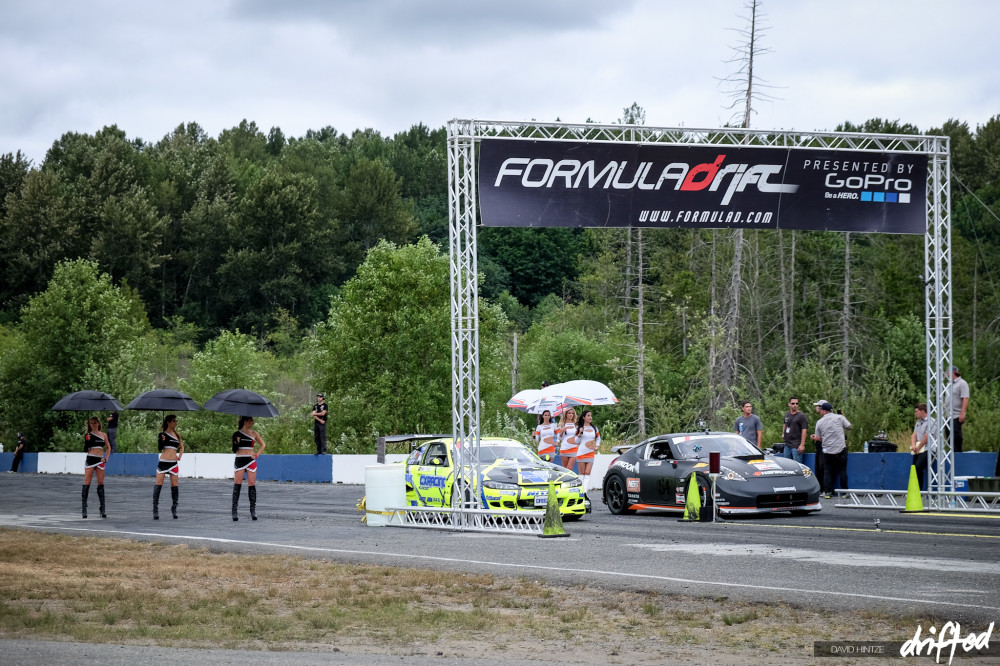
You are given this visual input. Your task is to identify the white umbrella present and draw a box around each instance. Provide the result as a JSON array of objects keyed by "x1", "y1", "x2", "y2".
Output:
[
  {"x1": 506, "y1": 389, "x2": 544, "y2": 411},
  {"x1": 526, "y1": 380, "x2": 619, "y2": 414}
]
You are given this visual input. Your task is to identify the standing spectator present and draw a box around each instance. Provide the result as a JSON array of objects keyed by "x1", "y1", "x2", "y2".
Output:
[
  {"x1": 782, "y1": 397, "x2": 808, "y2": 462},
  {"x1": 83, "y1": 417, "x2": 110, "y2": 518},
  {"x1": 557, "y1": 407, "x2": 579, "y2": 472},
  {"x1": 811, "y1": 402, "x2": 851, "y2": 499},
  {"x1": 106, "y1": 411, "x2": 119, "y2": 454},
  {"x1": 533, "y1": 410, "x2": 558, "y2": 462},
  {"x1": 910, "y1": 403, "x2": 934, "y2": 491},
  {"x1": 9, "y1": 432, "x2": 28, "y2": 472},
  {"x1": 734, "y1": 401, "x2": 763, "y2": 448},
  {"x1": 574, "y1": 409, "x2": 601, "y2": 491},
  {"x1": 311, "y1": 393, "x2": 328, "y2": 455},
  {"x1": 811, "y1": 399, "x2": 829, "y2": 484},
  {"x1": 153, "y1": 415, "x2": 184, "y2": 520},
  {"x1": 947, "y1": 367, "x2": 970, "y2": 453}
]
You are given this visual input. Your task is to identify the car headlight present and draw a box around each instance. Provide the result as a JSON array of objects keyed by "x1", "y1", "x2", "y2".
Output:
[
  {"x1": 482, "y1": 480, "x2": 519, "y2": 491},
  {"x1": 798, "y1": 464, "x2": 812, "y2": 479},
  {"x1": 561, "y1": 478, "x2": 582, "y2": 488},
  {"x1": 719, "y1": 465, "x2": 747, "y2": 482}
]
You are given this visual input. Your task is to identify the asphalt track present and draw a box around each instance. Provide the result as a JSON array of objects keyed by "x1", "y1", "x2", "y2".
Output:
[{"x1": 1, "y1": 473, "x2": 999, "y2": 661}]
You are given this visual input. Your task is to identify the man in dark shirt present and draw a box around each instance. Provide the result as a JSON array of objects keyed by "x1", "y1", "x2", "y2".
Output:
[
  {"x1": 10, "y1": 432, "x2": 28, "y2": 472},
  {"x1": 106, "y1": 411, "x2": 119, "y2": 454},
  {"x1": 311, "y1": 393, "x2": 328, "y2": 455},
  {"x1": 782, "y1": 397, "x2": 808, "y2": 463}
]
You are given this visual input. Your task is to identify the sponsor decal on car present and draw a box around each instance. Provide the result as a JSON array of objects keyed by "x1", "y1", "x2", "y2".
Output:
[
  {"x1": 773, "y1": 486, "x2": 796, "y2": 492},
  {"x1": 693, "y1": 462, "x2": 708, "y2": 469},
  {"x1": 647, "y1": 460, "x2": 662, "y2": 467},
  {"x1": 627, "y1": 477, "x2": 641, "y2": 492},
  {"x1": 615, "y1": 460, "x2": 637, "y2": 473},
  {"x1": 420, "y1": 475, "x2": 446, "y2": 488},
  {"x1": 521, "y1": 471, "x2": 549, "y2": 483},
  {"x1": 751, "y1": 461, "x2": 781, "y2": 470}
]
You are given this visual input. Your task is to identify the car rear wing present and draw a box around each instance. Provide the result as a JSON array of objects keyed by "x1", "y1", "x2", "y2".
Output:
[{"x1": 381, "y1": 434, "x2": 451, "y2": 454}]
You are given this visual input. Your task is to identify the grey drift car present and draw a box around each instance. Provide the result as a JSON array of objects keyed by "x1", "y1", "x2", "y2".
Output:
[{"x1": 602, "y1": 431, "x2": 822, "y2": 516}]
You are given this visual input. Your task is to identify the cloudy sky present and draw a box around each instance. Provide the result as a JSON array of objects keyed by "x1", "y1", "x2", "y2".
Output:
[{"x1": 2, "y1": 0, "x2": 998, "y2": 164}]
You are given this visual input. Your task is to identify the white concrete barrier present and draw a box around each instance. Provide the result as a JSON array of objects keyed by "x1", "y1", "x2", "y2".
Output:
[
  {"x1": 333, "y1": 455, "x2": 407, "y2": 484},
  {"x1": 32, "y1": 451, "x2": 615, "y2": 487},
  {"x1": 183, "y1": 453, "x2": 235, "y2": 479}
]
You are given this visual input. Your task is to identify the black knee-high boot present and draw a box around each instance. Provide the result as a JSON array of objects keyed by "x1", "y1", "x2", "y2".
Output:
[
  {"x1": 248, "y1": 486, "x2": 257, "y2": 521},
  {"x1": 153, "y1": 484, "x2": 162, "y2": 520},
  {"x1": 232, "y1": 484, "x2": 241, "y2": 521},
  {"x1": 97, "y1": 484, "x2": 107, "y2": 518},
  {"x1": 82, "y1": 485, "x2": 90, "y2": 518},
  {"x1": 171, "y1": 486, "x2": 179, "y2": 519}
]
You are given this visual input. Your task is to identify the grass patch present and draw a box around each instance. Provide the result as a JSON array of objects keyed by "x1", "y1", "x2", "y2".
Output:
[
  {"x1": 722, "y1": 610, "x2": 759, "y2": 626},
  {"x1": 0, "y1": 528, "x2": 948, "y2": 661}
]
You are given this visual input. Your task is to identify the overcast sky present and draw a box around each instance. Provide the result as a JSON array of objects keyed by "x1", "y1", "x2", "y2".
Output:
[{"x1": 2, "y1": 0, "x2": 998, "y2": 164}]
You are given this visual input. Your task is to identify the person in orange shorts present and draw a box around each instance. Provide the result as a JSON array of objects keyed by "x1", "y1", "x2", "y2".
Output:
[
  {"x1": 533, "y1": 410, "x2": 558, "y2": 462},
  {"x1": 574, "y1": 409, "x2": 601, "y2": 492}
]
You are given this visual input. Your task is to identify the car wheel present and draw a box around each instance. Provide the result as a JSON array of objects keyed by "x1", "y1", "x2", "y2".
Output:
[
  {"x1": 604, "y1": 475, "x2": 636, "y2": 515},
  {"x1": 452, "y1": 482, "x2": 473, "y2": 508}
]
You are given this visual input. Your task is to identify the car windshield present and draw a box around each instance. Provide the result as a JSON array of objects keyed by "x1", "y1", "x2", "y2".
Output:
[
  {"x1": 672, "y1": 436, "x2": 760, "y2": 459},
  {"x1": 479, "y1": 444, "x2": 537, "y2": 465}
]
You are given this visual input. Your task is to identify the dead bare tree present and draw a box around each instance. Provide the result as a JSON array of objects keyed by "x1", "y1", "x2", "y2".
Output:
[{"x1": 712, "y1": 0, "x2": 778, "y2": 415}]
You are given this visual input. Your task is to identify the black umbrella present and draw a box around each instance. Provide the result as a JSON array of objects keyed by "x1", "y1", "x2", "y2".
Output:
[
  {"x1": 52, "y1": 390, "x2": 124, "y2": 412},
  {"x1": 203, "y1": 389, "x2": 279, "y2": 417},
  {"x1": 126, "y1": 389, "x2": 201, "y2": 412}
]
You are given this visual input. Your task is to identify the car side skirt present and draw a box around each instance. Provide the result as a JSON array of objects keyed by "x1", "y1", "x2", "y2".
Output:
[{"x1": 625, "y1": 501, "x2": 823, "y2": 515}]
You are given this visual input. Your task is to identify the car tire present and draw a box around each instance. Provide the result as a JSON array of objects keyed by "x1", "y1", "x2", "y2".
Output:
[
  {"x1": 452, "y1": 482, "x2": 473, "y2": 509},
  {"x1": 604, "y1": 474, "x2": 636, "y2": 515}
]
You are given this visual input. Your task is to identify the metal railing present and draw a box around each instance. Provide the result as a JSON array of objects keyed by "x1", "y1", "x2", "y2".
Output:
[
  {"x1": 835, "y1": 489, "x2": 1000, "y2": 512},
  {"x1": 385, "y1": 506, "x2": 544, "y2": 534}
]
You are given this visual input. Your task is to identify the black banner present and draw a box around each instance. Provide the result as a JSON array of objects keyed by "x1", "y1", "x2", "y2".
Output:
[{"x1": 478, "y1": 138, "x2": 927, "y2": 234}]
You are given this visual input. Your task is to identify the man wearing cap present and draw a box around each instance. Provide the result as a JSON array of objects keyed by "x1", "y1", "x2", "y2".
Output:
[
  {"x1": 811, "y1": 400, "x2": 828, "y2": 483},
  {"x1": 811, "y1": 402, "x2": 851, "y2": 499},
  {"x1": 946, "y1": 367, "x2": 969, "y2": 453},
  {"x1": 311, "y1": 393, "x2": 328, "y2": 455}
]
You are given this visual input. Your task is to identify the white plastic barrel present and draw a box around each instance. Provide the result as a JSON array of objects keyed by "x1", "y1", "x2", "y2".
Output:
[{"x1": 364, "y1": 464, "x2": 406, "y2": 526}]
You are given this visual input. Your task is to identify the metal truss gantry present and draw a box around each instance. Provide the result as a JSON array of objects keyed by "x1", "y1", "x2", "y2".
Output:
[{"x1": 441, "y1": 119, "x2": 957, "y2": 528}]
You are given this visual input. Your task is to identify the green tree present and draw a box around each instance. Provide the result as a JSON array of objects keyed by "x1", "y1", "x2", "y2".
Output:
[
  {"x1": 0, "y1": 259, "x2": 151, "y2": 445},
  {"x1": 312, "y1": 237, "x2": 508, "y2": 439},
  {"x1": 335, "y1": 157, "x2": 417, "y2": 273},
  {"x1": 0, "y1": 150, "x2": 31, "y2": 219},
  {"x1": 0, "y1": 169, "x2": 80, "y2": 312},
  {"x1": 179, "y1": 330, "x2": 270, "y2": 403},
  {"x1": 478, "y1": 228, "x2": 587, "y2": 307}
]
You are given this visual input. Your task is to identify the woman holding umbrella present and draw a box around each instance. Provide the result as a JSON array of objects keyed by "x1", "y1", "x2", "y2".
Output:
[
  {"x1": 232, "y1": 416, "x2": 266, "y2": 521},
  {"x1": 574, "y1": 409, "x2": 602, "y2": 492},
  {"x1": 533, "y1": 410, "x2": 558, "y2": 462},
  {"x1": 153, "y1": 414, "x2": 184, "y2": 520},
  {"x1": 557, "y1": 407, "x2": 579, "y2": 472},
  {"x1": 83, "y1": 416, "x2": 110, "y2": 518}
]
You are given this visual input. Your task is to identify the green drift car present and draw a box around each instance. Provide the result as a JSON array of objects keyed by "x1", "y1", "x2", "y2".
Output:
[{"x1": 396, "y1": 435, "x2": 591, "y2": 520}]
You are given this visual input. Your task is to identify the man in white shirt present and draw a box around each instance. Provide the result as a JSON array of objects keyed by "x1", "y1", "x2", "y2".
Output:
[
  {"x1": 910, "y1": 403, "x2": 934, "y2": 491},
  {"x1": 947, "y1": 367, "x2": 969, "y2": 453},
  {"x1": 811, "y1": 402, "x2": 851, "y2": 499}
]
